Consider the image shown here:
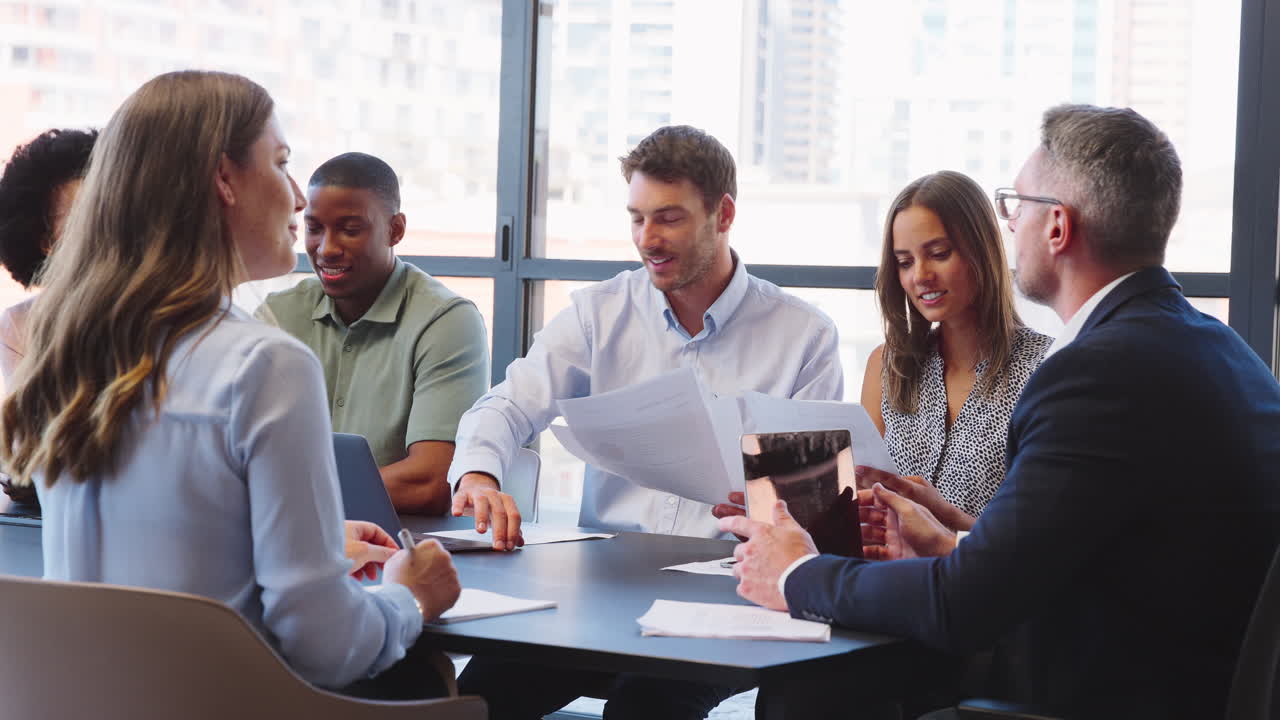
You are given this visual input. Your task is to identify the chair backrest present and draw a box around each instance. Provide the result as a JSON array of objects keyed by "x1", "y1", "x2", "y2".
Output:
[
  {"x1": 1226, "y1": 542, "x2": 1280, "y2": 720},
  {"x1": 0, "y1": 574, "x2": 486, "y2": 720},
  {"x1": 504, "y1": 447, "x2": 541, "y2": 523}
]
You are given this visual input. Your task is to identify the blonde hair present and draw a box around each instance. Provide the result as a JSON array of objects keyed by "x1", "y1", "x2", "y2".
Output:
[
  {"x1": 1, "y1": 70, "x2": 273, "y2": 485},
  {"x1": 877, "y1": 171, "x2": 1023, "y2": 415}
]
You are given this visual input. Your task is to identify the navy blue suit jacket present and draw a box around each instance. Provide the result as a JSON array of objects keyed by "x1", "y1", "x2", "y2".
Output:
[{"x1": 786, "y1": 267, "x2": 1280, "y2": 718}]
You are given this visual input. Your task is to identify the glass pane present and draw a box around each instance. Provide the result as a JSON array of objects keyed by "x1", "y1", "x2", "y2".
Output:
[
  {"x1": 532, "y1": 281, "x2": 594, "y2": 525},
  {"x1": 1187, "y1": 296, "x2": 1228, "y2": 324},
  {"x1": 535, "y1": 0, "x2": 1240, "y2": 272},
  {"x1": 0, "y1": 0, "x2": 501, "y2": 258}
]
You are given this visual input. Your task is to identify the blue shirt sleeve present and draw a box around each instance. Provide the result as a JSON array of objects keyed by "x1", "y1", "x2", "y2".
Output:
[{"x1": 228, "y1": 336, "x2": 423, "y2": 688}]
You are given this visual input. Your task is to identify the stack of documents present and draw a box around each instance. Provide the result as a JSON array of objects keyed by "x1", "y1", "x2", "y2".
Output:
[
  {"x1": 435, "y1": 588, "x2": 557, "y2": 624},
  {"x1": 636, "y1": 599, "x2": 830, "y2": 642},
  {"x1": 551, "y1": 368, "x2": 898, "y2": 506}
]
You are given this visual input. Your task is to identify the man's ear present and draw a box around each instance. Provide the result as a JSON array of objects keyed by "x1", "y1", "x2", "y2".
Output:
[
  {"x1": 1046, "y1": 205, "x2": 1073, "y2": 257},
  {"x1": 388, "y1": 212, "x2": 407, "y2": 248},
  {"x1": 214, "y1": 153, "x2": 236, "y2": 208},
  {"x1": 715, "y1": 193, "x2": 736, "y2": 233}
]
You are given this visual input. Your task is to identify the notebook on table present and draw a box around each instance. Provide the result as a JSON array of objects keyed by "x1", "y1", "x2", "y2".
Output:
[{"x1": 333, "y1": 432, "x2": 493, "y2": 553}]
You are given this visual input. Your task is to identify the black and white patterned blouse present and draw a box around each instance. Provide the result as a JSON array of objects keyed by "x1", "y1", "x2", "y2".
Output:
[{"x1": 881, "y1": 325, "x2": 1053, "y2": 518}]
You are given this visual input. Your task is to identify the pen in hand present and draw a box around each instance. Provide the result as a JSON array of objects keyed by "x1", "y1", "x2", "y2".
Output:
[{"x1": 398, "y1": 528, "x2": 416, "y2": 550}]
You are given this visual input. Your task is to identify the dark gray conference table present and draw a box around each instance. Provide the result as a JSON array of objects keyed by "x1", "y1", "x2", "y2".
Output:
[
  {"x1": 0, "y1": 502, "x2": 921, "y2": 718},
  {"x1": 404, "y1": 515, "x2": 920, "y2": 719}
]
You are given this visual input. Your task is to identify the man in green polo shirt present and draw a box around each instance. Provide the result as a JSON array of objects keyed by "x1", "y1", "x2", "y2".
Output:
[{"x1": 256, "y1": 152, "x2": 489, "y2": 515}]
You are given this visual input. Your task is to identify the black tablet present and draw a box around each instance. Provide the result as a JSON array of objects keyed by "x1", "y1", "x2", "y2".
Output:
[{"x1": 741, "y1": 429, "x2": 862, "y2": 558}]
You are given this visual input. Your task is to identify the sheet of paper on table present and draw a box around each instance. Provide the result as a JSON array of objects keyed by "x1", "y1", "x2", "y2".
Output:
[
  {"x1": 427, "y1": 523, "x2": 616, "y2": 546},
  {"x1": 661, "y1": 557, "x2": 737, "y2": 577},
  {"x1": 434, "y1": 588, "x2": 557, "y2": 624},
  {"x1": 636, "y1": 599, "x2": 830, "y2": 642}
]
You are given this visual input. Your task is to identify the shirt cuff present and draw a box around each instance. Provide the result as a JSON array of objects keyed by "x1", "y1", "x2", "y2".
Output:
[
  {"x1": 777, "y1": 553, "x2": 819, "y2": 600},
  {"x1": 955, "y1": 530, "x2": 970, "y2": 548},
  {"x1": 447, "y1": 452, "x2": 505, "y2": 492}
]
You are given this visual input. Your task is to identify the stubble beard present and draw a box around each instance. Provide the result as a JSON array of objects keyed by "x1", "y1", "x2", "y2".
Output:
[
  {"x1": 1014, "y1": 265, "x2": 1052, "y2": 306},
  {"x1": 650, "y1": 218, "x2": 719, "y2": 294}
]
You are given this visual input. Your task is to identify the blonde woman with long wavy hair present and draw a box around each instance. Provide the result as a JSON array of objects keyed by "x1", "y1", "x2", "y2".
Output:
[{"x1": 0, "y1": 70, "x2": 459, "y2": 696}]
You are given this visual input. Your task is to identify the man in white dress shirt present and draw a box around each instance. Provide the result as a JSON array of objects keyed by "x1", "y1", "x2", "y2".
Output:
[{"x1": 450, "y1": 125, "x2": 844, "y2": 719}]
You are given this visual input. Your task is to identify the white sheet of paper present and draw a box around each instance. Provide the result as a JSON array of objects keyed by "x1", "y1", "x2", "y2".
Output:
[
  {"x1": 660, "y1": 557, "x2": 737, "y2": 577},
  {"x1": 428, "y1": 523, "x2": 616, "y2": 546},
  {"x1": 553, "y1": 368, "x2": 734, "y2": 505},
  {"x1": 736, "y1": 392, "x2": 900, "y2": 475},
  {"x1": 636, "y1": 599, "x2": 830, "y2": 642},
  {"x1": 707, "y1": 395, "x2": 746, "y2": 494},
  {"x1": 434, "y1": 588, "x2": 557, "y2": 624}
]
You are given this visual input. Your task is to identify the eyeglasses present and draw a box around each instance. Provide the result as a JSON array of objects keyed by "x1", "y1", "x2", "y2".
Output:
[{"x1": 993, "y1": 188, "x2": 1062, "y2": 220}]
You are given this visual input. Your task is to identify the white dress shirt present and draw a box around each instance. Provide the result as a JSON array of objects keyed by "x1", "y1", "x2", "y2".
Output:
[
  {"x1": 38, "y1": 306, "x2": 422, "y2": 689},
  {"x1": 451, "y1": 254, "x2": 844, "y2": 538}
]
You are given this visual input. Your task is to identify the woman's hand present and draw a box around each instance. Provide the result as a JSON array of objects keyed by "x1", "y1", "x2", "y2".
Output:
[
  {"x1": 854, "y1": 466, "x2": 975, "y2": 531},
  {"x1": 859, "y1": 484, "x2": 958, "y2": 560}
]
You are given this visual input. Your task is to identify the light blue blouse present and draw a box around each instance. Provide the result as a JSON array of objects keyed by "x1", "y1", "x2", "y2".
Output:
[{"x1": 37, "y1": 306, "x2": 422, "y2": 688}]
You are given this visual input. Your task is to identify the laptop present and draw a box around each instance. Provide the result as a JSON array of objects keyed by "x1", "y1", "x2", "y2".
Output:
[
  {"x1": 740, "y1": 429, "x2": 862, "y2": 557},
  {"x1": 332, "y1": 432, "x2": 493, "y2": 553}
]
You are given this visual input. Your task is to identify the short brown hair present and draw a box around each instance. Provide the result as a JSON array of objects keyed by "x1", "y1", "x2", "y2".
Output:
[
  {"x1": 619, "y1": 125, "x2": 736, "y2": 213},
  {"x1": 1039, "y1": 104, "x2": 1182, "y2": 268}
]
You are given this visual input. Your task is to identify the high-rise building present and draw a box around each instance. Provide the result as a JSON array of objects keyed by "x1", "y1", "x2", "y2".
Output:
[{"x1": 740, "y1": 0, "x2": 842, "y2": 185}]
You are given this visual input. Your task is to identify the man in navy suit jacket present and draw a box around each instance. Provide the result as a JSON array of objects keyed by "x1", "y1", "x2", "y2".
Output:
[{"x1": 722, "y1": 105, "x2": 1280, "y2": 718}]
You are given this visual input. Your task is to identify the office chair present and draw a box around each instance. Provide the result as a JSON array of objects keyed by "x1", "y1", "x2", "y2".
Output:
[
  {"x1": 946, "y1": 542, "x2": 1280, "y2": 720},
  {"x1": 504, "y1": 447, "x2": 541, "y2": 523},
  {"x1": 0, "y1": 574, "x2": 486, "y2": 720}
]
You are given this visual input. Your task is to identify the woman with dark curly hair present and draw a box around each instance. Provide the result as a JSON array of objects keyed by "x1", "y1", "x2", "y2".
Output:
[{"x1": 0, "y1": 127, "x2": 98, "y2": 380}]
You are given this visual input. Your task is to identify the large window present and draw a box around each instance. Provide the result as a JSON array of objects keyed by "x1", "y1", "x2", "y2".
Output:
[
  {"x1": 0, "y1": 0, "x2": 503, "y2": 350},
  {"x1": 2, "y1": 0, "x2": 1276, "y2": 524},
  {"x1": 525, "y1": 0, "x2": 1245, "y2": 519}
]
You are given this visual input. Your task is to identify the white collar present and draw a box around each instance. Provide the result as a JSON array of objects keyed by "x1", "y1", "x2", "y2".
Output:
[{"x1": 1042, "y1": 272, "x2": 1136, "y2": 360}]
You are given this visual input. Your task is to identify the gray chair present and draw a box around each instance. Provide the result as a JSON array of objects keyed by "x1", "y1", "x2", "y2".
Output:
[
  {"x1": 504, "y1": 447, "x2": 541, "y2": 523},
  {"x1": 0, "y1": 574, "x2": 487, "y2": 720},
  {"x1": 951, "y1": 542, "x2": 1280, "y2": 720}
]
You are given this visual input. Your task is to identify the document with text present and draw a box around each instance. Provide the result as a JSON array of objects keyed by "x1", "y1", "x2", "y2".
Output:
[
  {"x1": 636, "y1": 599, "x2": 830, "y2": 642},
  {"x1": 551, "y1": 368, "x2": 899, "y2": 507}
]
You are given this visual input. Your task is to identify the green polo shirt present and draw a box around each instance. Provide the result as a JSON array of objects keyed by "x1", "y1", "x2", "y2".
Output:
[{"x1": 255, "y1": 259, "x2": 490, "y2": 468}]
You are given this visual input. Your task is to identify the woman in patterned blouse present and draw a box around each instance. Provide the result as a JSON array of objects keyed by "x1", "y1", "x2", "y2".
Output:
[{"x1": 860, "y1": 170, "x2": 1052, "y2": 532}]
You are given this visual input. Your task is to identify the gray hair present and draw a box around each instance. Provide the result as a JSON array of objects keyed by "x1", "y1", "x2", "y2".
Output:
[{"x1": 1039, "y1": 104, "x2": 1182, "y2": 268}]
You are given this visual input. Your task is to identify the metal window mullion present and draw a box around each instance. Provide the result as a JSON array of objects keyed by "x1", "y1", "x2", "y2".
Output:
[
  {"x1": 492, "y1": 0, "x2": 540, "y2": 383},
  {"x1": 1229, "y1": 0, "x2": 1280, "y2": 369}
]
